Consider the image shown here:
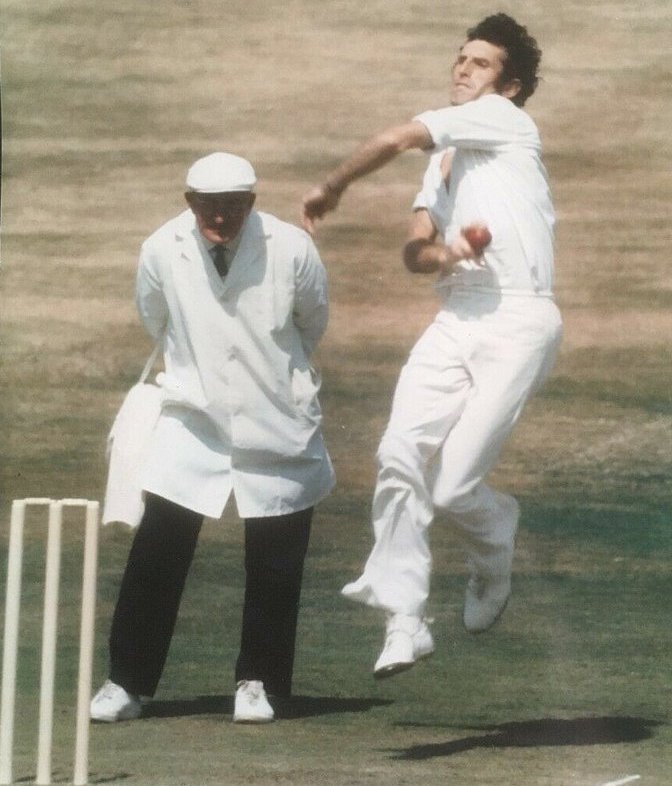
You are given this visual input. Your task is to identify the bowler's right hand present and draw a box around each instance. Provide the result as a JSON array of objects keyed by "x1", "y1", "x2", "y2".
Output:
[{"x1": 447, "y1": 224, "x2": 491, "y2": 266}]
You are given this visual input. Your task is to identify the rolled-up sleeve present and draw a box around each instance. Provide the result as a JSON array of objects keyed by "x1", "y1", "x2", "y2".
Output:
[
  {"x1": 292, "y1": 233, "x2": 329, "y2": 358},
  {"x1": 135, "y1": 242, "x2": 168, "y2": 340}
]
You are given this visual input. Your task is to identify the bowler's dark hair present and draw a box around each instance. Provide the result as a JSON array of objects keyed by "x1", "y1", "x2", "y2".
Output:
[{"x1": 467, "y1": 13, "x2": 541, "y2": 106}]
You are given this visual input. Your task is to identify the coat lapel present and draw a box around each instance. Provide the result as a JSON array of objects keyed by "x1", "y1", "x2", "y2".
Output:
[
  {"x1": 217, "y1": 211, "x2": 267, "y2": 294},
  {"x1": 174, "y1": 209, "x2": 269, "y2": 298},
  {"x1": 174, "y1": 210, "x2": 226, "y2": 294}
]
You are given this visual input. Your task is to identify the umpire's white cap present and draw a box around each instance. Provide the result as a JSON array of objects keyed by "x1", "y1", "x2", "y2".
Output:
[{"x1": 186, "y1": 152, "x2": 257, "y2": 193}]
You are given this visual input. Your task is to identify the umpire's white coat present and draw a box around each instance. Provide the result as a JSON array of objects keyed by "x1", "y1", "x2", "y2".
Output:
[{"x1": 136, "y1": 208, "x2": 335, "y2": 519}]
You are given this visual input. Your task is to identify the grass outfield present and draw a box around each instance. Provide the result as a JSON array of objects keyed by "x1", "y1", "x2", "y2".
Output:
[{"x1": 1, "y1": 0, "x2": 671, "y2": 784}]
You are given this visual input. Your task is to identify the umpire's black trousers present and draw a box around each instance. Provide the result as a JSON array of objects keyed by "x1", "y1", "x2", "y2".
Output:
[{"x1": 109, "y1": 493, "x2": 312, "y2": 698}]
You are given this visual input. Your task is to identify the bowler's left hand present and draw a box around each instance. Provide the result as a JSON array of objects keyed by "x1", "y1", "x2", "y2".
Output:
[{"x1": 302, "y1": 185, "x2": 341, "y2": 234}]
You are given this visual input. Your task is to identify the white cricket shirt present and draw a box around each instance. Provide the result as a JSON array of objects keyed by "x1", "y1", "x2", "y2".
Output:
[{"x1": 414, "y1": 93, "x2": 555, "y2": 295}]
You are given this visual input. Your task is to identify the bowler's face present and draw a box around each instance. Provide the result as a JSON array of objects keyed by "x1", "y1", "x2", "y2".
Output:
[
  {"x1": 186, "y1": 191, "x2": 256, "y2": 245},
  {"x1": 449, "y1": 39, "x2": 508, "y2": 105}
]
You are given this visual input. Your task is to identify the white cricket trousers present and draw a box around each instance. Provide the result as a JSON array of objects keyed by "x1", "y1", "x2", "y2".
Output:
[{"x1": 342, "y1": 289, "x2": 562, "y2": 616}]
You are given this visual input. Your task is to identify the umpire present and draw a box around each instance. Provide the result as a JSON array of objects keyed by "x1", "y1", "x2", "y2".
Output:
[{"x1": 91, "y1": 152, "x2": 334, "y2": 724}]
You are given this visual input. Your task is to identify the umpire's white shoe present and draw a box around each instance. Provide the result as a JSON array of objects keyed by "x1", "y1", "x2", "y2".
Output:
[
  {"x1": 463, "y1": 574, "x2": 511, "y2": 633},
  {"x1": 374, "y1": 614, "x2": 434, "y2": 679},
  {"x1": 90, "y1": 679, "x2": 142, "y2": 722},
  {"x1": 233, "y1": 680, "x2": 275, "y2": 723}
]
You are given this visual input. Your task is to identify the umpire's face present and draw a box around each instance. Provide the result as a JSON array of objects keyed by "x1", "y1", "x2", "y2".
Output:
[{"x1": 185, "y1": 191, "x2": 256, "y2": 245}]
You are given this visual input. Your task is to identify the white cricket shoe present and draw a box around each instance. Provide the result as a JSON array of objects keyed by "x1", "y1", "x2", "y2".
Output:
[
  {"x1": 463, "y1": 574, "x2": 511, "y2": 633},
  {"x1": 233, "y1": 680, "x2": 275, "y2": 723},
  {"x1": 90, "y1": 679, "x2": 142, "y2": 722},
  {"x1": 373, "y1": 614, "x2": 435, "y2": 679}
]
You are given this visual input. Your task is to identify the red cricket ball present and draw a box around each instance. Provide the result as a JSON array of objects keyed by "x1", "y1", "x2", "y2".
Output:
[{"x1": 462, "y1": 224, "x2": 492, "y2": 253}]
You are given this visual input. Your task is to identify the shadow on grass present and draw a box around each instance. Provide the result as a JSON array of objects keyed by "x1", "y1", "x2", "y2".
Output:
[
  {"x1": 387, "y1": 716, "x2": 663, "y2": 760},
  {"x1": 16, "y1": 775, "x2": 131, "y2": 785},
  {"x1": 144, "y1": 694, "x2": 392, "y2": 720}
]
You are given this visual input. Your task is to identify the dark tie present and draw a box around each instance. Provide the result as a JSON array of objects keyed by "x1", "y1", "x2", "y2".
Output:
[{"x1": 212, "y1": 245, "x2": 228, "y2": 276}]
